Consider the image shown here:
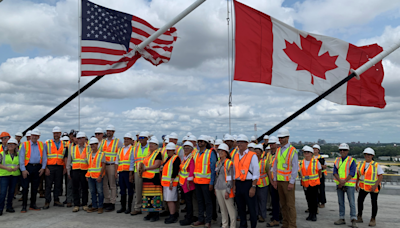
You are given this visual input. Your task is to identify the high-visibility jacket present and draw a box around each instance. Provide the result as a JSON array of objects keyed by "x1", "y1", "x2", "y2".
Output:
[
  {"x1": 142, "y1": 150, "x2": 161, "y2": 179},
  {"x1": 179, "y1": 153, "x2": 193, "y2": 185},
  {"x1": 46, "y1": 140, "x2": 65, "y2": 166},
  {"x1": 276, "y1": 145, "x2": 297, "y2": 181},
  {"x1": 23, "y1": 141, "x2": 44, "y2": 166},
  {"x1": 300, "y1": 158, "x2": 320, "y2": 187},
  {"x1": 334, "y1": 156, "x2": 357, "y2": 187},
  {"x1": 270, "y1": 153, "x2": 277, "y2": 180},
  {"x1": 315, "y1": 154, "x2": 327, "y2": 176},
  {"x1": 234, "y1": 151, "x2": 256, "y2": 181},
  {"x1": 358, "y1": 161, "x2": 380, "y2": 193},
  {"x1": 133, "y1": 144, "x2": 150, "y2": 172},
  {"x1": 85, "y1": 151, "x2": 105, "y2": 178},
  {"x1": 71, "y1": 145, "x2": 89, "y2": 170},
  {"x1": 0, "y1": 151, "x2": 21, "y2": 176},
  {"x1": 161, "y1": 155, "x2": 179, "y2": 187},
  {"x1": 160, "y1": 146, "x2": 168, "y2": 162},
  {"x1": 230, "y1": 147, "x2": 238, "y2": 161},
  {"x1": 194, "y1": 149, "x2": 212, "y2": 184},
  {"x1": 100, "y1": 138, "x2": 120, "y2": 163},
  {"x1": 216, "y1": 159, "x2": 235, "y2": 198},
  {"x1": 257, "y1": 156, "x2": 269, "y2": 187},
  {"x1": 117, "y1": 146, "x2": 133, "y2": 172}
]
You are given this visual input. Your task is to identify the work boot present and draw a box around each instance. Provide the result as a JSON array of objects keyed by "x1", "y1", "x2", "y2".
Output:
[
  {"x1": 179, "y1": 218, "x2": 192, "y2": 226},
  {"x1": 334, "y1": 219, "x2": 346, "y2": 225},
  {"x1": 43, "y1": 203, "x2": 50, "y2": 210},
  {"x1": 258, "y1": 215, "x2": 265, "y2": 222},
  {"x1": 21, "y1": 206, "x2": 27, "y2": 213},
  {"x1": 356, "y1": 215, "x2": 363, "y2": 223},
  {"x1": 306, "y1": 213, "x2": 312, "y2": 221},
  {"x1": 117, "y1": 195, "x2": 126, "y2": 213},
  {"x1": 266, "y1": 220, "x2": 280, "y2": 227},
  {"x1": 6, "y1": 208, "x2": 15, "y2": 213},
  {"x1": 319, "y1": 203, "x2": 325, "y2": 208},
  {"x1": 105, "y1": 204, "x2": 115, "y2": 212},
  {"x1": 369, "y1": 218, "x2": 376, "y2": 227},
  {"x1": 125, "y1": 195, "x2": 133, "y2": 214},
  {"x1": 130, "y1": 210, "x2": 142, "y2": 216},
  {"x1": 351, "y1": 219, "x2": 358, "y2": 228},
  {"x1": 29, "y1": 205, "x2": 41, "y2": 211},
  {"x1": 54, "y1": 201, "x2": 64, "y2": 207},
  {"x1": 98, "y1": 208, "x2": 103, "y2": 214},
  {"x1": 150, "y1": 213, "x2": 160, "y2": 222},
  {"x1": 86, "y1": 208, "x2": 98, "y2": 213},
  {"x1": 144, "y1": 213, "x2": 153, "y2": 221},
  {"x1": 311, "y1": 213, "x2": 317, "y2": 222}
]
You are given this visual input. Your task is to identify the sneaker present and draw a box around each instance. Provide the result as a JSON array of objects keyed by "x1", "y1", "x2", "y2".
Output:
[
  {"x1": 87, "y1": 208, "x2": 98, "y2": 213},
  {"x1": 266, "y1": 220, "x2": 280, "y2": 227},
  {"x1": 98, "y1": 208, "x2": 104, "y2": 214},
  {"x1": 83, "y1": 206, "x2": 89, "y2": 211},
  {"x1": 369, "y1": 218, "x2": 376, "y2": 227},
  {"x1": 191, "y1": 221, "x2": 205, "y2": 227},
  {"x1": 351, "y1": 219, "x2": 358, "y2": 228},
  {"x1": 72, "y1": 206, "x2": 79, "y2": 212},
  {"x1": 334, "y1": 219, "x2": 346, "y2": 225},
  {"x1": 355, "y1": 215, "x2": 363, "y2": 223}
]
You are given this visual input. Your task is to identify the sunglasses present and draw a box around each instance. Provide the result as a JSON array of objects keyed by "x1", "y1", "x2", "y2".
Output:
[
  {"x1": 95, "y1": 133, "x2": 102, "y2": 135},
  {"x1": 138, "y1": 137, "x2": 146, "y2": 140},
  {"x1": 198, "y1": 140, "x2": 205, "y2": 143},
  {"x1": 339, "y1": 149, "x2": 348, "y2": 152}
]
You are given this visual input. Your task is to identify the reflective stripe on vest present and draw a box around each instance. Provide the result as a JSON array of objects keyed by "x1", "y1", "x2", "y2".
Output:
[
  {"x1": 117, "y1": 146, "x2": 133, "y2": 172},
  {"x1": 334, "y1": 156, "x2": 357, "y2": 187},
  {"x1": 24, "y1": 141, "x2": 44, "y2": 166},
  {"x1": 142, "y1": 150, "x2": 161, "y2": 178},
  {"x1": 85, "y1": 152, "x2": 104, "y2": 178},
  {"x1": 161, "y1": 155, "x2": 179, "y2": 187},
  {"x1": 160, "y1": 146, "x2": 168, "y2": 162},
  {"x1": 300, "y1": 158, "x2": 320, "y2": 187},
  {"x1": 101, "y1": 139, "x2": 119, "y2": 162},
  {"x1": 217, "y1": 159, "x2": 235, "y2": 198},
  {"x1": 133, "y1": 144, "x2": 150, "y2": 172},
  {"x1": 0, "y1": 151, "x2": 21, "y2": 176},
  {"x1": 193, "y1": 149, "x2": 212, "y2": 184},
  {"x1": 230, "y1": 148, "x2": 238, "y2": 162},
  {"x1": 179, "y1": 153, "x2": 193, "y2": 185},
  {"x1": 277, "y1": 146, "x2": 297, "y2": 181},
  {"x1": 358, "y1": 161, "x2": 380, "y2": 193},
  {"x1": 257, "y1": 157, "x2": 270, "y2": 187},
  {"x1": 234, "y1": 151, "x2": 256, "y2": 181},
  {"x1": 46, "y1": 140, "x2": 65, "y2": 165},
  {"x1": 315, "y1": 155, "x2": 328, "y2": 176},
  {"x1": 71, "y1": 145, "x2": 89, "y2": 170}
]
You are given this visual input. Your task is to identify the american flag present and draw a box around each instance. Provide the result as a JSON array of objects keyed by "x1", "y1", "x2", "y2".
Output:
[{"x1": 81, "y1": 0, "x2": 178, "y2": 76}]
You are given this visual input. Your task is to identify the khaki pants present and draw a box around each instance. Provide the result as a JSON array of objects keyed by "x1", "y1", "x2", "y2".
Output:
[
  {"x1": 103, "y1": 165, "x2": 117, "y2": 204},
  {"x1": 277, "y1": 181, "x2": 296, "y2": 228},
  {"x1": 215, "y1": 189, "x2": 236, "y2": 228},
  {"x1": 134, "y1": 171, "x2": 143, "y2": 211}
]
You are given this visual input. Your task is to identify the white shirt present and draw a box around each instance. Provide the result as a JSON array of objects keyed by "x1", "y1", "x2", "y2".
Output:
[{"x1": 235, "y1": 149, "x2": 260, "y2": 181}]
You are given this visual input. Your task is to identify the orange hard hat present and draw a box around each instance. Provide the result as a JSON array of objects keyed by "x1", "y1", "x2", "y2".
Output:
[{"x1": 0, "y1": 132, "x2": 11, "y2": 138}]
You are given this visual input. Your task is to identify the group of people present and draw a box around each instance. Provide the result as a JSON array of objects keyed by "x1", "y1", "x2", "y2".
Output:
[{"x1": 0, "y1": 126, "x2": 384, "y2": 228}]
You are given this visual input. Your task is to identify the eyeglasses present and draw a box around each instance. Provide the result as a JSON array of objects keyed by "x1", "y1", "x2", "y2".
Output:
[
  {"x1": 138, "y1": 137, "x2": 145, "y2": 140},
  {"x1": 95, "y1": 133, "x2": 102, "y2": 135},
  {"x1": 339, "y1": 149, "x2": 348, "y2": 152},
  {"x1": 198, "y1": 140, "x2": 205, "y2": 143}
]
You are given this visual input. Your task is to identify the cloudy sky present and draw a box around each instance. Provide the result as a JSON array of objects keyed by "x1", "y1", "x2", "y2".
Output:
[{"x1": 0, "y1": 0, "x2": 399, "y2": 143}]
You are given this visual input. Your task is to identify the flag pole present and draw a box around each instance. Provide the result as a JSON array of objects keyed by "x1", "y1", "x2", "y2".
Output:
[
  {"x1": 78, "y1": 0, "x2": 82, "y2": 131},
  {"x1": 257, "y1": 41, "x2": 400, "y2": 142}
]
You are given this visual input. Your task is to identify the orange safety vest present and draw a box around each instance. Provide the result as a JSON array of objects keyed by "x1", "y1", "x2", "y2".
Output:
[
  {"x1": 276, "y1": 146, "x2": 297, "y2": 181},
  {"x1": 358, "y1": 161, "x2": 380, "y2": 193},
  {"x1": 160, "y1": 146, "x2": 168, "y2": 162},
  {"x1": 161, "y1": 155, "x2": 179, "y2": 187},
  {"x1": 85, "y1": 151, "x2": 105, "y2": 178},
  {"x1": 300, "y1": 158, "x2": 320, "y2": 187},
  {"x1": 46, "y1": 140, "x2": 65, "y2": 166},
  {"x1": 23, "y1": 141, "x2": 44, "y2": 166},
  {"x1": 101, "y1": 138, "x2": 119, "y2": 163},
  {"x1": 142, "y1": 149, "x2": 161, "y2": 179},
  {"x1": 257, "y1": 156, "x2": 270, "y2": 187},
  {"x1": 71, "y1": 145, "x2": 89, "y2": 170},
  {"x1": 117, "y1": 146, "x2": 133, "y2": 172},
  {"x1": 194, "y1": 149, "x2": 212, "y2": 184},
  {"x1": 179, "y1": 153, "x2": 193, "y2": 185},
  {"x1": 270, "y1": 153, "x2": 277, "y2": 180},
  {"x1": 233, "y1": 151, "x2": 256, "y2": 181},
  {"x1": 216, "y1": 158, "x2": 235, "y2": 198},
  {"x1": 230, "y1": 147, "x2": 238, "y2": 161},
  {"x1": 133, "y1": 144, "x2": 150, "y2": 172},
  {"x1": 315, "y1": 154, "x2": 327, "y2": 176}
]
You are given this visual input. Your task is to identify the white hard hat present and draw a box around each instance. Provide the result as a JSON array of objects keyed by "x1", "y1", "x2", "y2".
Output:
[
  {"x1": 26, "y1": 130, "x2": 32, "y2": 137},
  {"x1": 76, "y1": 132, "x2": 86, "y2": 138},
  {"x1": 124, "y1": 133, "x2": 133, "y2": 139},
  {"x1": 236, "y1": 134, "x2": 249, "y2": 143},
  {"x1": 248, "y1": 142, "x2": 256, "y2": 148},
  {"x1": 215, "y1": 139, "x2": 223, "y2": 145},
  {"x1": 166, "y1": 142, "x2": 176, "y2": 150},
  {"x1": 266, "y1": 145, "x2": 271, "y2": 150},
  {"x1": 313, "y1": 144, "x2": 321, "y2": 150},
  {"x1": 148, "y1": 136, "x2": 159, "y2": 145},
  {"x1": 139, "y1": 131, "x2": 149, "y2": 138},
  {"x1": 89, "y1": 137, "x2": 99, "y2": 145},
  {"x1": 169, "y1": 132, "x2": 178, "y2": 139},
  {"x1": 52, "y1": 126, "x2": 61, "y2": 133},
  {"x1": 233, "y1": 135, "x2": 238, "y2": 141},
  {"x1": 254, "y1": 144, "x2": 264, "y2": 151},
  {"x1": 187, "y1": 132, "x2": 192, "y2": 136},
  {"x1": 31, "y1": 128, "x2": 41, "y2": 136},
  {"x1": 363, "y1": 147, "x2": 375, "y2": 155},
  {"x1": 218, "y1": 143, "x2": 229, "y2": 152},
  {"x1": 165, "y1": 138, "x2": 170, "y2": 143},
  {"x1": 263, "y1": 135, "x2": 269, "y2": 140},
  {"x1": 277, "y1": 141, "x2": 281, "y2": 145},
  {"x1": 7, "y1": 137, "x2": 18, "y2": 144},
  {"x1": 183, "y1": 141, "x2": 194, "y2": 148},
  {"x1": 198, "y1": 135, "x2": 208, "y2": 141},
  {"x1": 250, "y1": 136, "x2": 256, "y2": 141},
  {"x1": 61, "y1": 136, "x2": 70, "y2": 141},
  {"x1": 302, "y1": 145, "x2": 313, "y2": 153},
  {"x1": 136, "y1": 131, "x2": 140, "y2": 135},
  {"x1": 209, "y1": 138, "x2": 215, "y2": 145},
  {"x1": 95, "y1": 128, "x2": 103, "y2": 133},
  {"x1": 15, "y1": 132, "x2": 23, "y2": 137},
  {"x1": 339, "y1": 143, "x2": 350, "y2": 150},
  {"x1": 188, "y1": 135, "x2": 197, "y2": 141},
  {"x1": 268, "y1": 136, "x2": 278, "y2": 144},
  {"x1": 106, "y1": 124, "x2": 115, "y2": 131},
  {"x1": 223, "y1": 134, "x2": 234, "y2": 141},
  {"x1": 182, "y1": 136, "x2": 188, "y2": 141},
  {"x1": 277, "y1": 128, "x2": 290, "y2": 137}
]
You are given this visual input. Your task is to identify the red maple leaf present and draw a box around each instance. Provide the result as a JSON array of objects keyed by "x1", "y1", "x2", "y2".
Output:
[{"x1": 283, "y1": 34, "x2": 338, "y2": 84}]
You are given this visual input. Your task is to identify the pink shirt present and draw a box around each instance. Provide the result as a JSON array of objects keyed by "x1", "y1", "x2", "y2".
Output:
[{"x1": 180, "y1": 158, "x2": 195, "y2": 193}]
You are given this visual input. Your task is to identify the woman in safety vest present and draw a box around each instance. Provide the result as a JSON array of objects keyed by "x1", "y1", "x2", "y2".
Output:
[
  {"x1": 178, "y1": 141, "x2": 195, "y2": 226},
  {"x1": 215, "y1": 143, "x2": 236, "y2": 228},
  {"x1": 355, "y1": 148, "x2": 383, "y2": 227},
  {"x1": 0, "y1": 138, "x2": 21, "y2": 215},
  {"x1": 254, "y1": 144, "x2": 271, "y2": 223},
  {"x1": 160, "y1": 142, "x2": 181, "y2": 224},
  {"x1": 299, "y1": 146, "x2": 321, "y2": 222}
]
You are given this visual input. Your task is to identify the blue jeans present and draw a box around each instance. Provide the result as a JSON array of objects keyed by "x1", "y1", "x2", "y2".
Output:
[
  {"x1": 88, "y1": 177, "x2": 104, "y2": 209},
  {"x1": 337, "y1": 186, "x2": 356, "y2": 220},
  {"x1": 0, "y1": 176, "x2": 19, "y2": 211}
]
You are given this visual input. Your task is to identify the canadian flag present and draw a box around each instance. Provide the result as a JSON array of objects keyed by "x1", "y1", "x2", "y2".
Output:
[{"x1": 234, "y1": 1, "x2": 386, "y2": 108}]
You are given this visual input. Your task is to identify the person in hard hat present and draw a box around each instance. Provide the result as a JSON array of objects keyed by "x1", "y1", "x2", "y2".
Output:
[
  {"x1": 13, "y1": 132, "x2": 23, "y2": 198},
  {"x1": 100, "y1": 125, "x2": 123, "y2": 212},
  {"x1": 178, "y1": 141, "x2": 196, "y2": 226},
  {"x1": 250, "y1": 136, "x2": 258, "y2": 144},
  {"x1": 61, "y1": 135, "x2": 72, "y2": 206},
  {"x1": 187, "y1": 135, "x2": 198, "y2": 153},
  {"x1": 214, "y1": 139, "x2": 223, "y2": 159},
  {"x1": 0, "y1": 132, "x2": 11, "y2": 153},
  {"x1": 312, "y1": 144, "x2": 327, "y2": 209},
  {"x1": 266, "y1": 136, "x2": 281, "y2": 227},
  {"x1": 355, "y1": 148, "x2": 383, "y2": 227},
  {"x1": 262, "y1": 135, "x2": 269, "y2": 149},
  {"x1": 139, "y1": 136, "x2": 162, "y2": 222},
  {"x1": 0, "y1": 138, "x2": 21, "y2": 215},
  {"x1": 115, "y1": 133, "x2": 135, "y2": 214},
  {"x1": 43, "y1": 126, "x2": 66, "y2": 209},
  {"x1": 254, "y1": 144, "x2": 271, "y2": 223},
  {"x1": 14, "y1": 132, "x2": 23, "y2": 148},
  {"x1": 271, "y1": 128, "x2": 298, "y2": 228},
  {"x1": 215, "y1": 143, "x2": 236, "y2": 228},
  {"x1": 191, "y1": 135, "x2": 217, "y2": 228},
  {"x1": 299, "y1": 146, "x2": 321, "y2": 222},
  {"x1": 160, "y1": 136, "x2": 170, "y2": 163},
  {"x1": 67, "y1": 132, "x2": 89, "y2": 212},
  {"x1": 223, "y1": 134, "x2": 237, "y2": 162},
  {"x1": 26, "y1": 130, "x2": 32, "y2": 142},
  {"x1": 130, "y1": 131, "x2": 151, "y2": 216},
  {"x1": 85, "y1": 137, "x2": 106, "y2": 214},
  {"x1": 160, "y1": 142, "x2": 181, "y2": 224},
  {"x1": 94, "y1": 128, "x2": 104, "y2": 147},
  {"x1": 169, "y1": 132, "x2": 184, "y2": 161},
  {"x1": 333, "y1": 143, "x2": 358, "y2": 227},
  {"x1": 247, "y1": 142, "x2": 256, "y2": 152},
  {"x1": 19, "y1": 128, "x2": 47, "y2": 213}
]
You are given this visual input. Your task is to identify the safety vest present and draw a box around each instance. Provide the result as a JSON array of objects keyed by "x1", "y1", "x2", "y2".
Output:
[
  {"x1": 160, "y1": 146, "x2": 168, "y2": 162},
  {"x1": 142, "y1": 150, "x2": 161, "y2": 179},
  {"x1": 358, "y1": 161, "x2": 380, "y2": 193},
  {"x1": 194, "y1": 149, "x2": 212, "y2": 184},
  {"x1": 23, "y1": 141, "x2": 44, "y2": 166},
  {"x1": 176, "y1": 145, "x2": 183, "y2": 156},
  {"x1": 161, "y1": 155, "x2": 179, "y2": 187},
  {"x1": 334, "y1": 156, "x2": 357, "y2": 187},
  {"x1": 315, "y1": 154, "x2": 327, "y2": 176},
  {"x1": 46, "y1": 140, "x2": 65, "y2": 166},
  {"x1": 179, "y1": 153, "x2": 193, "y2": 185},
  {"x1": 133, "y1": 144, "x2": 150, "y2": 172},
  {"x1": 270, "y1": 153, "x2": 277, "y2": 180},
  {"x1": 0, "y1": 151, "x2": 21, "y2": 176},
  {"x1": 257, "y1": 156, "x2": 270, "y2": 187},
  {"x1": 101, "y1": 138, "x2": 120, "y2": 163},
  {"x1": 85, "y1": 151, "x2": 105, "y2": 178},
  {"x1": 71, "y1": 145, "x2": 89, "y2": 170},
  {"x1": 62, "y1": 141, "x2": 70, "y2": 148},
  {"x1": 234, "y1": 151, "x2": 256, "y2": 181},
  {"x1": 230, "y1": 147, "x2": 238, "y2": 161},
  {"x1": 216, "y1": 159, "x2": 235, "y2": 198},
  {"x1": 276, "y1": 145, "x2": 297, "y2": 181},
  {"x1": 117, "y1": 146, "x2": 133, "y2": 172},
  {"x1": 300, "y1": 158, "x2": 320, "y2": 187}
]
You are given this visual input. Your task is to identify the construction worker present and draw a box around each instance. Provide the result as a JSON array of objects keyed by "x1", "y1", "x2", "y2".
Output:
[
  {"x1": 160, "y1": 136, "x2": 169, "y2": 162},
  {"x1": 333, "y1": 143, "x2": 357, "y2": 227},
  {"x1": 355, "y1": 148, "x2": 383, "y2": 227},
  {"x1": 26, "y1": 130, "x2": 32, "y2": 142},
  {"x1": 271, "y1": 128, "x2": 298, "y2": 228},
  {"x1": 101, "y1": 124, "x2": 123, "y2": 212},
  {"x1": 94, "y1": 128, "x2": 104, "y2": 145},
  {"x1": 19, "y1": 128, "x2": 47, "y2": 213},
  {"x1": 267, "y1": 136, "x2": 281, "y2": 227},
  {"x1": 312, "y1": 144, "x2": 327, "y2": 208},
  {"x1": 247, "y1": 142, "x2": 256, "y2": 152},
  {"x1": 115, "y1": 133, "x2": 134, "y2": 214},
  {"x1": 169, "y1": 132, "x2": 184, "y2": 161},
  {"x1": 223, "y1": 134, "x2": 236, "y2": 161},
  {"x1": 14, "y1": 132, "x2": 23, "y2": 148},
  {"x1": 60, "y1": 135, "x2": 71, "y2": 206},
  {"x1": 254, "y1": 144, "x2": 270, "y2": 223},
  {"x1": 262, "y1": 135, "x2": 269, "y2": 151},
  {"x1": 0, "y1": 132, "x2": 10, "y2": 152},
  {"x1": 85, "y1": 137, "x2": 106, "y2": 214},
  {"x1": 130, "y1": 131, "x2": 150, "y2": 216},
  {"x1": 187, "y1": 135, "x2": 198, "y2": 153},
  {"x1": 250, "y1": 136, "x2": 258, "y2": 144},
  {"x1": 67, "y1": 132, "x2": 89, "y2": 212},
  {"x1": 43, "y1": 126, "x2": 66, "y2": 209}
]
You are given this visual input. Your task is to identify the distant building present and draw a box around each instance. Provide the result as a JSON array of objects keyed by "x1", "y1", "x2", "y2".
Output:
[{"x1": 378, "y1": 156, "x2": 391, "y2": 161}]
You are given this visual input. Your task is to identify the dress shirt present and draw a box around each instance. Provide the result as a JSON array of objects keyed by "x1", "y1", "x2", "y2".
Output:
[
  {"x1": 19, "y1": 141, "x2": 48, "y2": 171},
  {"x1": 235, "y1": 149, "x2": 260, "y2": 181},
  {"x1": 272, "y1": 143, "x2": 299, "y2": 184}
]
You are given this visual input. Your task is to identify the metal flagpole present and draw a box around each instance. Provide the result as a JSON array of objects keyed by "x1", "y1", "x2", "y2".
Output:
[
  {"x1": 256, "y1": 41, "x2": 400, "y2": 142},
  {"x1": 78, "y1": 0, "x2": 82, "y2": 131}
]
